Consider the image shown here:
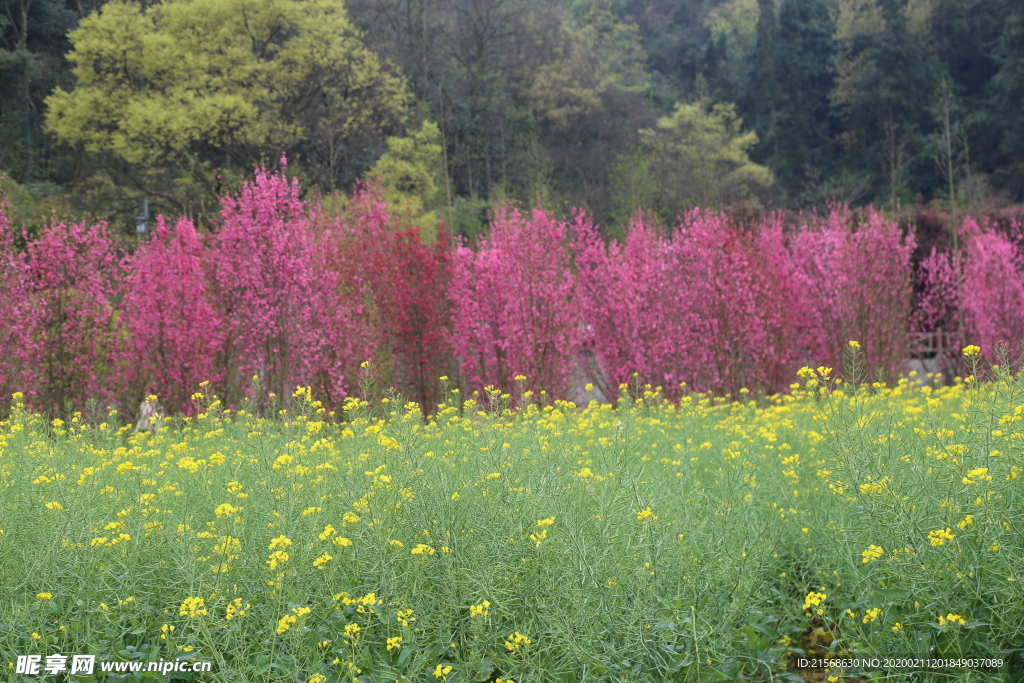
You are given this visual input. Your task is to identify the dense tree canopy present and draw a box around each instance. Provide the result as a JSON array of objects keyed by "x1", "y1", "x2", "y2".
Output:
[
  {"x1": 1, "y1": 0, "x2": 1023, "y2": 233},
  {"x1": 640, "y1": 98, "x2": 774, "y2": 214},
  {"x1": 45, "y1": 0, "x2": 409, "y2": 211}
]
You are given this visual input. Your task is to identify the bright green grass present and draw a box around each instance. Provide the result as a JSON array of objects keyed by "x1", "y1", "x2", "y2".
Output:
[{"x1": 1, "y1": 371, "x2": 1023, "y2": 682}]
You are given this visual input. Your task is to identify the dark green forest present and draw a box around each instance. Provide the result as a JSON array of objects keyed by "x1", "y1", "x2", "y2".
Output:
[{"x1": 2, "y1": 0, "x2": 1023, "y2": 235}]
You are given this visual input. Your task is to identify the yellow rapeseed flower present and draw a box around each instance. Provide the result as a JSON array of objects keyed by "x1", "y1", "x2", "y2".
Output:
[
  {"x1": 861, "y1": 545, "x2": 884, "y2": 563},
  {"x1": 268, "y1": 535, "x2": 292, "y2": 551},
  {"x1": 636, "y1": 507, "x2": 658, "y2": 522},
  {"x1": 803, "y1": 591, "x2": 827, "y2": 611},
  {"x1": 962, "y1": 345, "x2": 981, "y2": 357},
  {"x1": 266, "y1": 551, "x2": 290, "y2": 570},
  {"x1": 225, "y1": 598, "x2": 249, "y2": 620},
  {"x1": 214, "y1": 503, "x2": 242, "y2": 517},
  {"x1": 179, "y1": 597, "x2": 207, "y2": 618},
  {"x1": 505, "y1": 631, "x2": 532, "y2": 651},
  {"x1": 962, "y1": 468, "x2": 992, "y2": 484},
  {"x1": 928, "y1": 528, "x2": 956, "y2": 546}
]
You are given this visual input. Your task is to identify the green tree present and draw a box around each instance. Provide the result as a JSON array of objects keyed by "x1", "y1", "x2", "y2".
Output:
[
  {"x1": 367, "y1": 119, "x2": 447, "y2": 239},
  {"x1": 832, "y1": 0, "x2": 936, "y2": 206},
  {"x1": 991, "y1": 0, "x2": 1024, "y2": 197},
  {"x1": 45, "y1": 0, "x2": 409, "y2": 213},
  {"x1": 0, "y1": 0, "x2": 76, "y2": 182},
  {"x1": 640, "y1": 97, "x2": 774, "y2": 216},
  {"x1": 608, "y1": 147, "x2": 660, "y2": 234},
  {"x1": 771, "y1": 0, "x2": 838, "y2": 202}
]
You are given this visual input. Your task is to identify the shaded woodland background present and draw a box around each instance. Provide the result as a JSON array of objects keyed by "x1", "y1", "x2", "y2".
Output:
[{"x1": 2, "y1": 0, "x2": 1023, "y2": 238}]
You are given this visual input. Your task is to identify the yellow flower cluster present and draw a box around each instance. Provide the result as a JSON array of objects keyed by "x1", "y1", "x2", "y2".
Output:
[
  {"x1": 636, "y1": 507, "x2": 658, "y2": 522},
  {"x1": 276, "y1": 606, "x2": 311, "y2": 634},
  {"x1": 179, "y1": 597, "x2": 207, "y2": 618},
  {"x1": 266, "y1": 550, "x2": 289, "y2": 570},
  {"x1": 962, "y1": 467, "x2": 992, "y2": 484},
  {"x1": 928, "y1": 528, "x2": 956, "y2": 546},
  {"x1": 469, "y1": 600, "x2": 491, "y2": 617},
  {"x1": 862, "y1": 607, "x2": 882, "y2": 624},
  {"x1": 861, "y1": 545, "x2": 884, "y2": 563},
  {"x1": 505, "y1": 631, "x2": 532, "y2": 651},
  {"x1": 803, "y1": 591, "x2": 827, "y2": 611},
  {"x1": 225, "y1": 598, "x2": 250, "y2": 620}
]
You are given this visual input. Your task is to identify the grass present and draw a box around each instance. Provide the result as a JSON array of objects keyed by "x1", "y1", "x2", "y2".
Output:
[{"x1": 1, "y1": 358, "x2": 1023, "y2": 682}]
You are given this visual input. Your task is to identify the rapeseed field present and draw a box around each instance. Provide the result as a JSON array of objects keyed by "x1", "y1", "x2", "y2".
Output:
[{"x1": 2, "y1": 350, "x2": 1022, "y2": 682}]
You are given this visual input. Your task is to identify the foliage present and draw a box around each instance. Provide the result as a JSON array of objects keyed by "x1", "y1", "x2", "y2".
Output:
[
  {"x1": 2, "y1": 365, "x2": 1024, "y2": 680},
  {"x1": 766, "y1": 0, "x2": 838, "y2": 201},
  {"x1": 18, "y1": 219, "x2": 121, "y2": 413},
  {"x1": 831, "y1": 0, "x2": 937, "y2": 206},
  {"x1": 789, "y1": 207, "x2": 916, "y2": 381},
  {"x1": 640, "y1": 98, "x2": 774, "y2": 217},
  {"x1": 118, "y1": 215, "x2": 223, "y2": 416},
  {"x1": 448, "y1": 206, "x2": 580, "y2": 398},
  {"x1": 367, "y1": 120, "x2": 447, "y2": 240},
  {"x1": 44, "y1": 0, "x2": 409, "y2": 209}
]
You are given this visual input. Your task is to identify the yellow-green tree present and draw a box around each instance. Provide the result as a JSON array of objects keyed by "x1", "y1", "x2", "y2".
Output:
[
  {"x1": 46, "y1": 0, "x2": 409, "y2": 210},
  {"x1": 640, "y1": 97, "x2": 774, "y2": 215},
  {"x1": 367, "y1": 120, "x2": 447, "y2": 240}
]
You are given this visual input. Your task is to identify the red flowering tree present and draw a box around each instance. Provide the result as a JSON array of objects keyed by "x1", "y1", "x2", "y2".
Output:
[
  {"x1": 118, "y1": 215, "x2": 224, "y2": 414},
  {"x1": 0, "y1": 201, "x2": 29, "y2": 413},
  {"x1": 449, "y1": 206, "x2": 580, "y2": 398},
  {"x1": 790, "y1": 208, "x2": 916, "y2": 381},
  {"x1": 373, "y1": 227, "x2": 451, "y2": 411},
  {"x1": 19, "y1": 220, "x2": 122, "y2": 413},
  {"x1": 960, "y1": 218, "x2": 1024, "y2": 363},
  {"x1": 212, "y1": 163, "x2": 319, "y2": 406}
]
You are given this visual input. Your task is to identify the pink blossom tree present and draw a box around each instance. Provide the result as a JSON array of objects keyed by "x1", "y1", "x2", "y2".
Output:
[
  {"x1": 0, "y1": 201, "x2": 29, "y2": 412},
  {"x1": 960, "y1": 218, "x2": 1024, "y2": 362},
  {"x1": 19, "y1": 220, "x2": 122, "y2": 413},
  {"x1": 118, "y1": 215, "x2": 224, "y2": 414},
  {"x1": 790, "y1": 208, "x2": 916, "y2": 381},
  {"x1": 449, "y1": 206, "x2": 580, "y2": 398},
  {"x1": 575, "y1": 210, "x2": 813, "y2": 397},
  {"x1": 211, "y1": 163, "x2": 319, "y2": 406}
]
